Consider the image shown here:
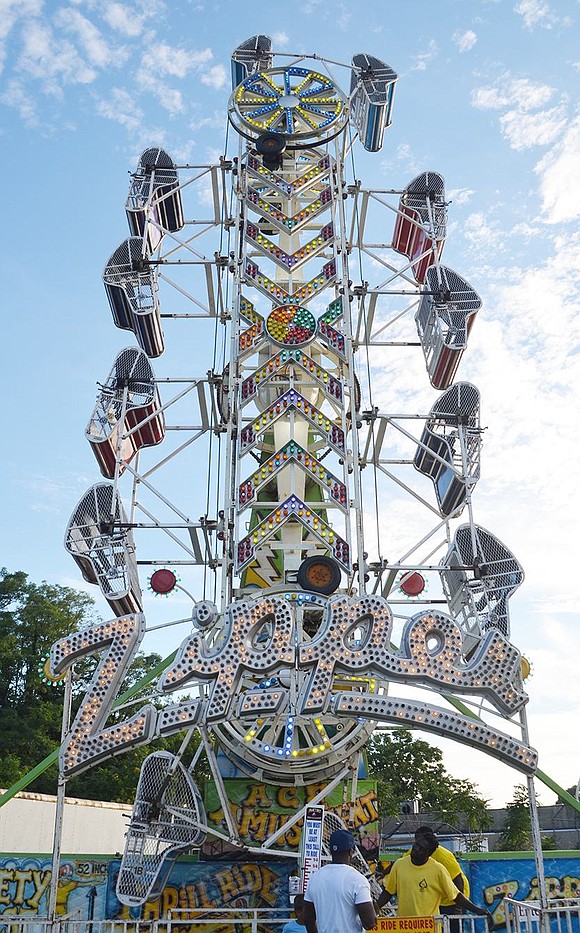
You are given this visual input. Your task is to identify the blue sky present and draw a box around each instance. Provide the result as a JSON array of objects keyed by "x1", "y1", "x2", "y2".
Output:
[{"x1": 2, "y1": 0, "x2": 580, "y2": 808}]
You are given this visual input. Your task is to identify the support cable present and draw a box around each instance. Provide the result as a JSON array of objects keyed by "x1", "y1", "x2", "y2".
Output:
[
  {"x1": 348, "y1": 130, "x2": 383, "y2": 569},
  {"x1": 203, "y1": 119, "x2": 231, "y2": 600}
]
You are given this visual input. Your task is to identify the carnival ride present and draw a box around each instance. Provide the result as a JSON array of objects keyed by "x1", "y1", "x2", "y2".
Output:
[{"x1": 23, "y1": 33, "x2": 553, "y2": 906}]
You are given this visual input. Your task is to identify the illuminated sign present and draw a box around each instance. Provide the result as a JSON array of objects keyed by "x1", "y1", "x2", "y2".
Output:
[{"x1": 48, "y1": 596, "x2": 536, "y2": 779}]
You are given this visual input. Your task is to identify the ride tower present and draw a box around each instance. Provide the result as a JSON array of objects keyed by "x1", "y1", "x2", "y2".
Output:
[{"x1": 46, "y1": 35, "x2": 544, "y2": 909}]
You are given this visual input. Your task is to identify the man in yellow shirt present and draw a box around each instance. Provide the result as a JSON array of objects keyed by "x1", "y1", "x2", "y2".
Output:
[
  {"x1": 375, "y1": 833, "x2": 492, "y2": 925},
  {"x1": 414, "y1": 826, "x2": 469, "y2": 924}
]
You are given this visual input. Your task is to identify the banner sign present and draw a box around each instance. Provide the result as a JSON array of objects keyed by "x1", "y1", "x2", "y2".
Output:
[
  {"x1": 377, "y1": 918, "x2": 435, "y2": 933},
  {"x1": 301, "y1": 806, "x2": 324, "y2": 892},
  {"x1": 204, "y1": 779, "x2": 379, "y2": 854}
]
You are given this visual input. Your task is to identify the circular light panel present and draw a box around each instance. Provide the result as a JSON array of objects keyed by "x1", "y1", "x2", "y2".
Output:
[
  {"x1": 266, "y1": 305, "x2": 316, "y2": 347},
  {"x1": 231, "y1": 66, "x2": 347, "y2": 143}
]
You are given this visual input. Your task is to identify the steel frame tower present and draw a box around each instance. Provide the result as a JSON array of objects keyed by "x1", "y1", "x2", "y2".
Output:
[{"x1": 44, "y1": 36, "x2": 547, "y2": 907}]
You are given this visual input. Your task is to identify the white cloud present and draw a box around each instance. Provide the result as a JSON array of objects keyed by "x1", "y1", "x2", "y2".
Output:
[
  {"x1": 271, "y1": 31, "x2": 289, "y2": 47},
  {"x1": 471, "y1": 85, "x2": 509, "y2": 110},
  {"x1": 337, "y1": 9, "x2": 352, "y2": 31},
  {"x1": 135, "y1": 43, "x2": 215, "y2": 114},
  {"x1": 0, "y1": 0, "x2": 43, "y2": 73},
  {"x1": 0, "y1": 0, "x2": 43, "y2": 39},
  {"x1": 510, "y1": 219, "x2": 542, "y2": 238},
  {"x1": 466, "y1": 235, "x2": 580, "y2": 453},
  {"x1": 448, "y1": 187, "x2": 475, "y2": 206},
  {"x1": 499, "y1": 103, "x2": 567, "y2": 150},
  {"x1": 535, "y1": 116, "x2": 580, "y2": 223},
  {"x1": 472, "y1": 76, "x2": 554, "y2": 112},
  {"x1": 462, "y1": 211, "x2": 504, "y2": 251},
  {"x1": 508, "y1": 77, "x2": 557, "y2": 111},
  {"x1": 154, "y1": 83, "x2": 184, "y2": 114},
  {"x1": 144, "y1": 42, "x2": 212, "y2": 79},
  {"x1": 200, "y1": 64, "x2": 226, "y2": 91},
  {"x1": 135, "y1": 71, "x2": 185, "y2": 114},
  {"x1": 169, "y1": 140, "x2": 197, "y2": 163},
  {"x1": 17, "y1": 20, "x2": 97, "y2": 94},
  {"x1": 471, "y1": 75, "x2": 569, "y2": 153},
  {"x1": 515, "y1": 0, "x2": 558, "y2": 29},
  {"x1": 453, "y1": 29, "x2": 477, "y2": 52},
  {"x1": 411, "y1": 40, "x2": 437, "y2": 72},
  {"x1": 55, "y1": 7, "x2": 128, "y2": 68},
  {"x1": 0, "y1": 78, "x2": 38, "y2": 125},
  {"x1": 188, "y1": 109, "x2": 225, "y2": 132},
  {"x1": 101, "y1": 1, "x2": 155, "y2": 37},
  {"x1": 394, "y1": 143, "x2": 421, "y2": 175},
  {"x1": 95, "y1": 86, "x2": 144, "y2": 131}
]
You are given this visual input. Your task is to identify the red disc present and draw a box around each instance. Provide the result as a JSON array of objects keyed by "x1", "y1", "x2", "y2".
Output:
[
  {"x1": 399, "y1": 572, "x2": 425, "y2": 597},
  {"x1": 150, "y1": 568, "x2": 177, "y2": 594}
]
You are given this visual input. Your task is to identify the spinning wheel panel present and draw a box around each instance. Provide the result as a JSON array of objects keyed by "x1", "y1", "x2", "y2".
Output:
[{"x1": 232, "y1": 66, "x2": 348, "y2": 143}]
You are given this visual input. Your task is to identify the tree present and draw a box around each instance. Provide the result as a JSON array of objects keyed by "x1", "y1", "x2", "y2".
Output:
[
  {"x1": 498, "y1": 784, "x2": 533, "y2": 850},
  {"x1": 0, "y1": 568, "x2": 99, "y2": 789},
  {"x1": 498, "y1": 784, "x2": 555, "y2": 851},
  {"x1": 366, "y1": 729, "x2": 492, "y2": 834},
  {"x1": 0, "y1": 569, "x2": 210, "y2": 803},
  {"x1": 0, "y1": 569, "x2": 99, "y2": 708}
]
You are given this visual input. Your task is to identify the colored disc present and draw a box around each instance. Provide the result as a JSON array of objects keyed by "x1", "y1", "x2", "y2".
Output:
[
  {"x1": 399, "y1": 572, "x2": 426, "y2": 597},
  {"x1": 266, "y1": 304, "x2": 316, "y2": 346},
  {"x1": 149, "y1": 568, "x2": 177, "y2": 594}
]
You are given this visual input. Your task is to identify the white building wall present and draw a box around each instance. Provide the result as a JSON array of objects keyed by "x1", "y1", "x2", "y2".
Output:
[{"x1": 0, "y1": 790, "x2": 131, "y2": 854}]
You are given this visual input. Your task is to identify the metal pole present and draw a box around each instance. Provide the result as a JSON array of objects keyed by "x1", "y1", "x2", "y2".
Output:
[
  {"x1": 521, "y1": 707, "x2": 547, "y2": 909},
  {"x1": 47, "y1": 667, "x2": 73, "y2": 922}
]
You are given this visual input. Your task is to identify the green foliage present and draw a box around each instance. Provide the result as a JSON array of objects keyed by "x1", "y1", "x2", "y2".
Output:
[
  {"x1": 366, "y1": 729, "x2": 492, "y2": 834},
  {"x1": 0, "y1": 568, "x2": 210, "y2": 805},
  {"x1": 0, "y1": 569, "x2": 98, "y2": 709},
  {"x1": 0, "y1": 568, "x2": 99, "y2": 792},
  {"x1": 498, "y1": 784, "x2": 533, "y2": 851},
  {"x1": 497, "y1": 785, "x2": 558, "y2": 851}
]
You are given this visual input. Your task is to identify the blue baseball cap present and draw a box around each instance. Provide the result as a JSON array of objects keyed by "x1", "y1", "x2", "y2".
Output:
[{"x1": 330, "y1": 829, "x2": 356, "y2": 853}]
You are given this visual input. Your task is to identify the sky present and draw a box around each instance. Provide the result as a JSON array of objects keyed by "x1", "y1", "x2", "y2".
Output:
[{"x1": 2, "y1": 0, "x2": 580, "y2": 812}]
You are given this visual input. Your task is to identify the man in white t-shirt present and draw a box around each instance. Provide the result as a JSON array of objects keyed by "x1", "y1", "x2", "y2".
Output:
[{"x1": 304, "y1": 829, "x2": 377, "y2": 933}]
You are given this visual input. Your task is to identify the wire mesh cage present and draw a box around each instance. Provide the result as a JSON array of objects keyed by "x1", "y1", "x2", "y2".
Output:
[
  {"x1": 116, "y1": 751, "x2": 206, "y2": 906},
  {"x1": 103, "y1": 237, "x2": 164, "y2": 357},
  {"x1": 415, "y1": 265, "x2": 481, "y2": 389},
  {"x1": 392, "y1": 171, "x2": 446, "y2": 282},
  {"x1": 126, "y1": 147, "x2": 184, "y2": 252},
  {"x1": 349, "y1": 53, "x2": 398, "y2": 152},
  {"x1": 414, "y1": 382, "x2": 481, "y2": 515},
  {"x1": 231, "y1": 34, "x2": 273, "y2": 88},
  {"x1": 64, "y1": 482, "x2": 142, "y2": 616},
  {"x1": 86, "y1": 346, "x2": 165, "y2": 478},
  {"x1": 440, "y1": 524, "x2": 524, "y2": 641}
]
